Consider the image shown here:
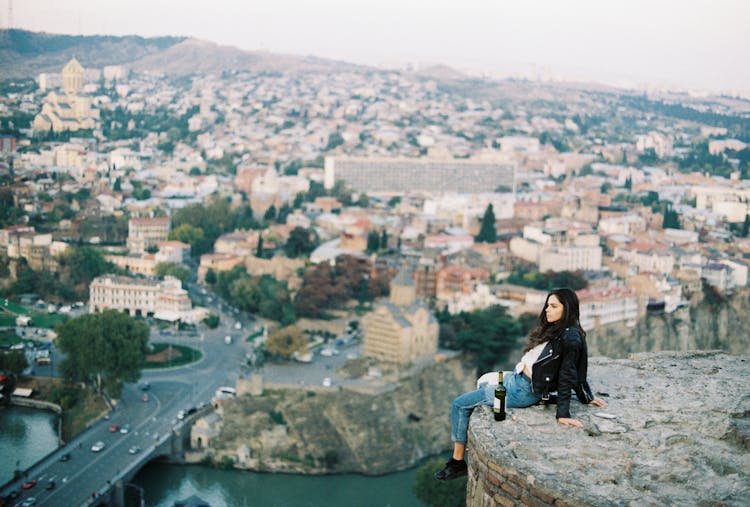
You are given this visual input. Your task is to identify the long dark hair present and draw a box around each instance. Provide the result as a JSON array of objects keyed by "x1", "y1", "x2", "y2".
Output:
[{"x1": 523, "y1": 288, "x2": 585, "y2": 352}]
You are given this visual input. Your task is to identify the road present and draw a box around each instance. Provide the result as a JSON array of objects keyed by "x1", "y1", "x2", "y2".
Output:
[{"x1": 1, "y1": 301, "x2": 258, "y2": 507}]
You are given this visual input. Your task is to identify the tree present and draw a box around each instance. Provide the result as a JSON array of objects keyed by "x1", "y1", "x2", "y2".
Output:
[
  {"x1": 475, "y1": 204, "x2": 497, "y2": 243},
  {"x1": 412, "y1": 458, "x2": 466, "y2": 507},
  {"x1": 56, "y1": 310, "x2": 150, "y2": 398},
  {"x1": 263, "y1": 205, "x2": 277, "y2": 222},
  {"x1": 205, "y1": 268, "x2": 217, "y2": 285},
  {"x1": 366, "y1": 231, "x2": 380, "y2": 253},
  {"x1": 446, "y1": 305, "x2": 524, "y2": 373},
  {"x1": 169, "y1": 224, "x2": 205, "y2": 255},
  {"x1": 743, "y1": 214, "x2": 750, "y2": 238},
  {"x1": 283, "y1": 227, "x2": 318, "y2": 258},
  {"x1": 256, "y1": 234, "x2": 264, "y2": 258},
  {"x1": 264, "y1": 325, "x2": 307, "y2": 359},
  {"x1": 0, "y1": 350, "x2": 29, "y2": 376},
  {"x1": 154, "y1": 262, "x2": 191, "y2": 285},
  {"x1": 57, "y1": 246, "x2": 116, "y2": 288},
  {"x1": 663, "y1": 206, "x2": 681, "y2": 229}
]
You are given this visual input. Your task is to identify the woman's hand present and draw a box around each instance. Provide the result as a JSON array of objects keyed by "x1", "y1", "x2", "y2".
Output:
[
  {"x1": 590, "y1": 397, "x2": 607, "y2": 407},
  {"x1": 558, "y1": 417, "x2": 583, "y2": 428}
]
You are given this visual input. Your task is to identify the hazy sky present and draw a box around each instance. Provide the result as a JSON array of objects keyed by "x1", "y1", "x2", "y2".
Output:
[{"x1": 7, "y1": 0, "x2": 750, "y2": 94}]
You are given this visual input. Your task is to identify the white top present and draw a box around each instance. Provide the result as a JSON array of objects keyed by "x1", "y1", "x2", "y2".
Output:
[{"x1": 515, "y1": 341, "x2": 548, "y2": 377}]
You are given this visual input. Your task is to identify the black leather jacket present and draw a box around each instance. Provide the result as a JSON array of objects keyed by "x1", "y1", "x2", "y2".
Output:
[{"x1": 531, "y1": 327, "x2": 594, "y2": 419}]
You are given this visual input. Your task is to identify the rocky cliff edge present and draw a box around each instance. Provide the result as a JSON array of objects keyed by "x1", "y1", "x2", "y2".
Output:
[{"x1": 467, "y1": 351, "x2": 750, "y2": 506}]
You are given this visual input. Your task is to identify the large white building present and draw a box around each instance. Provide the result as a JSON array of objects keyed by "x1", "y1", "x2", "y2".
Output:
[
  {"x1": 89, "y1": 275, "x2": 192, "y2": 322},
  {"x1": 614, "y1": 242, "x2": 674, "y2": 276},
  {"x1": 578, "y1": 287, "x2": 639, "y2": 329},
  {"x1": 324, "y1": 155, "x2": 516, "y2": 194},
  {"x1": 127, "y1": 217, "x2": 170, "y2": 254}
]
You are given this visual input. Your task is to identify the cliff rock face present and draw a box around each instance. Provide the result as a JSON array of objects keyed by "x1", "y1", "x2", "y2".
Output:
[
  {"x1": 587, "y1": 288, "x2": 750, "y2": 358},
  {"x1": 466, "y1": 351, "x2": 750, "y2": 507},
  {"x1": 210, "y1": 357, "x2": 475, "y2": 475}
]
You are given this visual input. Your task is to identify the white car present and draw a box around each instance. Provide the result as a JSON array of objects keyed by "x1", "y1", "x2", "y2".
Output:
[{"x1": 91, "y1": 441, "x2": 105, "y2": 452}]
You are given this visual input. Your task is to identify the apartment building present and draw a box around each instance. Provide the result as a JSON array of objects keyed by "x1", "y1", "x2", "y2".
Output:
[
  {"x1": 613, "y1": 241, "x2": 675, "y2": 275},
  {"x1": 324, "y1": 155, "x2": 515, "y2": 194},
  {"x1": 362, "y1": 269, "x2": 438, "y2": 365},
  {"x1": 436, "y1": 265, "x2": 490, "y2": 296},
  {"x1": 89, "y1": 274, "x2": 191, "y2": 321},
  {"x1": 577, "y1": 287, "x2": 639, "y2": 329},
  {"x1": 127, "y1": 217, "x2": 170, "y2": 254}
]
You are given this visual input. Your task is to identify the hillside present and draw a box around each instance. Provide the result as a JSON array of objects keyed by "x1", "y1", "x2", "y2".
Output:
[{"x1": 0, "y1": 29, "x2": 363, "y2": 79}]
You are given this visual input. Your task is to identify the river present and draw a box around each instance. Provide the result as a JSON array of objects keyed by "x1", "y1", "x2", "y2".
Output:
[{"x1": 1, "y1": 406, "x2": 423, "y2": 506}]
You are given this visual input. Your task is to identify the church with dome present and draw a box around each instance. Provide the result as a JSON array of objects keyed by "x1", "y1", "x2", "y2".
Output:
[{"x1": 32, "y1": 58, "x2": 100, "y2": 134}]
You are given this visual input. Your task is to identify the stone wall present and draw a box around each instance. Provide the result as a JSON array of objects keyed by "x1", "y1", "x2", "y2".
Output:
[{"x1": 466, "y1": 351, "x2": 750, "y2": 507}]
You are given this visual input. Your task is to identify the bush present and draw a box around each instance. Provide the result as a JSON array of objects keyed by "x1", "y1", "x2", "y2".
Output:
[{"x1": 412, "y1": 458, "x2": 467, "y2": 507}]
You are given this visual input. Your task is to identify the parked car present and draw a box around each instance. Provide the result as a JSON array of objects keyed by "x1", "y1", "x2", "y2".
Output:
[
  {"x1": 91, "y1": 441, "x2": 105, "y2": 452},
  {"x1": 21, "y1": 479, "x2": 37, "y2": 490},
  {"x1": 45, "y1": 480, "x2": 55, "y2": 490},
  {"x1": 139, "y1": 381, "x2": 151, "y2": 391},
  {"x1": 21, "y1": 497, "x2": 37, "y2": 507},
  {"x1": 128, "y1": 446, "x2": 141, "y2": 455},
  {"x1": 120, "y1": 424, "x2": 131, "y2": 434},
  {"x1": 59, "y1": 453, "x2": 71, "y2": 462},
  {"x1": 109, "y1": 423, "x2": 120, "y2": 432},
  {"x1": 142, "y1": 394, "x2": 149, "y2": 402}
]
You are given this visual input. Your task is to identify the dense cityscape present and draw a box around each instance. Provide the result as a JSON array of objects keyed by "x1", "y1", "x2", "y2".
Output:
[{"x1": 1, "y1": 29, "x2": 750, "y2": 507}]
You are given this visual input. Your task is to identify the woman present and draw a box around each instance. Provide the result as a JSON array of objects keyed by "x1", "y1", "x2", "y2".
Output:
[{"x1": 435, "y1": 287, "x2": 607, "y2": 481}]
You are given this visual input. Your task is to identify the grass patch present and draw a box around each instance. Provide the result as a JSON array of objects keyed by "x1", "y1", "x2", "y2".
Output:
[
  {"x1": 144, "y1": 342, "x2": 202, "y2": 369},
  {"x1": 0, "y1": 314, "x2": 17, "y2": 326},
  {"x1": 0, "y1": 298, "x2": 29, "y2": 314},
  {"x1": 28, "y1": 312, "x2": 68, "y2": 328}
]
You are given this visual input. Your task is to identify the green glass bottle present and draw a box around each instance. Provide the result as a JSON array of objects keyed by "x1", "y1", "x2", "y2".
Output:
[{"x1": 494, "y1": 372, "x2": 506, "y2": 421}]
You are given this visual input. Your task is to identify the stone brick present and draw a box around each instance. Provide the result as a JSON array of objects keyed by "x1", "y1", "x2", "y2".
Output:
[
  {"x1": 553, "y1": 499, "x2": 571, "y2": 507},
  {"x1": 494, "y1": 493, "x2": 516, "y2": 507},
  {"x1": 486, "y1": 470, "x2": 502, "y2": 487},
  {"x1": 508, "y1": 473, "x2": 528, "y2": 488},
  {"x1": 520, "y1": 493, "x2": 555, "y2": 507},
  {"x1": 501, "y1": 481, "x2": 521, "y2": 499},
  {"x1": 529, "y1": 486, "x2": 556, "y2": 504}
]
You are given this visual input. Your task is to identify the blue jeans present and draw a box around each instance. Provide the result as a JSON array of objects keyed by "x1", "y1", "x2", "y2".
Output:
[{"x1": 451, "y1": 371, "x2": 541, "y2": 444}]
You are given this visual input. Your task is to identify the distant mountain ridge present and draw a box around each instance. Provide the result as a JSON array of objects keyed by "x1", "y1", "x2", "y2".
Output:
[{"x1": 0, "y1": 28, "x2": 364, "y2": 79}]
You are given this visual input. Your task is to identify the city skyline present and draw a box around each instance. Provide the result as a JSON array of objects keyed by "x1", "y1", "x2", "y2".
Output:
[{"x1": 5, "y1": 0, "x2": 750, "y2": 95}]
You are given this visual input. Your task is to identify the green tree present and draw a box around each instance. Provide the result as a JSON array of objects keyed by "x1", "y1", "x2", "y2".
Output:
[
  {"x1": 475, "y1": 204, "x2": 497, "y2": 243},
  {"x1": 412, "y1": 458, "x2": 466, "y2": 507},
  {"x1": 169, "y1": 223, "x2": 205, "y2": 254},
  {"x1": 0, "y1": 350, "x2": 29, "y2": 376},
  {"x1": 663, "y1": 206, "x2": 681, "y2": 229},
  {"x1": 202, "y1": 313, "x2": 220, "y2": 328},
  {"x1": 283, "y1": 227, "x2": 318, "y2": 258},
  {"x1": 743, "y1": 214, "x2": 750, "y2": 237},
  {"x1": 263, "y1": 205, "x2": 277, "y2": 222},
  {"x1": 366, "y1": 231, "x2": 380, "y2": 253},
  {"x1": 256, "y1": 234, "x2": 264, "y2": 258},
  {"x1": 154, "y1": 262, "x2": 191, "y2": 285},
  {"x1": 56, "y1": 310, "x2": 150, "y2": 397},
  {"x1": 57, "y1": 246, "x2": 116, "y2": 288},
  {"x1": 205, "y1": 268, "x2": 217, "y2": 285},
  {"x1": 447, "y1": 305, "x2": 524, "y2": 373}
]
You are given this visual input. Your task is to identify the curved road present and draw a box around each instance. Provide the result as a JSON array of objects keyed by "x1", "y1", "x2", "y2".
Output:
[{"x1": 1, "y1": 305, "x2": 256, "y2": 507}]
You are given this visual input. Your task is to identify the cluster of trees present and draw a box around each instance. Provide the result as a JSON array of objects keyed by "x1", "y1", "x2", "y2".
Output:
[
  {"x1": 1, "y1": 246, "x2": 120, "y2": 302},
  {"x1": 436, "y1": 305, "x2": 527, "y2": 373},
  {"x1": 213, "y1": 267, "x2": 296, "y2": 325},
  {"x1": 475, "y1": 204, "x2": 497, "y2": 243},
  {"x1": 294, "y1": 255, "x2": 390, "y2": 319},
  {"x1": 504, "y1": 266, "x2": 588, "y2": 292},
  {"x1": 56, "y1": 310, "x2": 150, "y2": 398}
]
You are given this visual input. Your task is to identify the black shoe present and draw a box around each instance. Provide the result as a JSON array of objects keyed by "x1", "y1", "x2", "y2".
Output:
[{"x1": 434, "y1": 458, "x2": 467, "y2": 481}]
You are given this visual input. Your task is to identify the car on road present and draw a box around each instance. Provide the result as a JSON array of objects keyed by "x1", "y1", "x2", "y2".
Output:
[
  {"x1": 177, "y1": 409, "x2": 185, "y2": 420},
  {"x1": 128, "y1": 446, "x2": 141, "y2": 455},
  {"x1": 91, "y1": 441, "x2": 105, "y2": 452},
  {"x1": 59, "y1": 452, "x2": 71, "y2": 462},
  {"x1": 120, "y1": 424, "x2": 131, "y2": 434},
  {"x1": 139, "y1": 381, "x2": 151, "y2": 391},
  {"x1": 21, "y1": 479, "x2": 37, "y2": 490},
  {"x1": 21, "y1": 497, "x2": 37, "y2": 507},
  {"x1": 45, "y1": 480, "x2": 55, "y2": 491},
  {"x1": 142, "y1": 393, "x2": 149, "y2": 402},
  {"x1": 109, "y1": 423, "x2": 120, "y2": 432}
]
